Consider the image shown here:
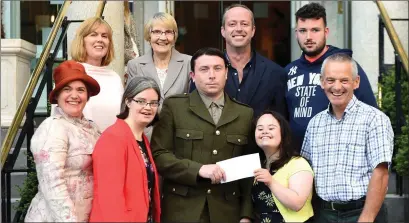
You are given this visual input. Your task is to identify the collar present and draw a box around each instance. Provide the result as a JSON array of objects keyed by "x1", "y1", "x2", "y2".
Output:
[
  {"x1": 198, "y1": 91, "x2": 225, "y2": 108},
  {"x1": 54, "y1": 106, "x2": 94, "y2": 128},
  {"x1": 326, "y1": 95, "x2": 358, "y2": 118},
  {"x1": 224, "y1": 50, "x2": 255, "y2": 67}
]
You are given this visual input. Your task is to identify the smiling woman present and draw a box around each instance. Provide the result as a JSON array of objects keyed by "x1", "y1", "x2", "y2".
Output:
[
  {"x1": 90, "y1": 76, "x2": 161, "y2": 222},
  {"x1": 127, "y1": 12, "x2": 192, "y2": 140},
  {"x1": 25, "y1": 61, "x2": 101, "y2": 222},
  {"x1": 71, "y1": 17, "x2": 124, "y2": 132}
]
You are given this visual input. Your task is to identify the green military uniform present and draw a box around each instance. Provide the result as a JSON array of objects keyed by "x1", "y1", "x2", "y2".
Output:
[{"x1": 151, "y1": 90, "x2": 254, "y2": 223}]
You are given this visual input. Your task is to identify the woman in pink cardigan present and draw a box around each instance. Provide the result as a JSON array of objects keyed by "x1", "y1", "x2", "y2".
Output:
[{"x1": 90, "y1": 76, "x2": 161, "y2": 222}]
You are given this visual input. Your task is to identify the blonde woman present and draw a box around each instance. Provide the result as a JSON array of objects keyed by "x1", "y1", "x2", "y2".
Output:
[{"x1": 71, "y1": 17, "x2": 124, "y2": 132}]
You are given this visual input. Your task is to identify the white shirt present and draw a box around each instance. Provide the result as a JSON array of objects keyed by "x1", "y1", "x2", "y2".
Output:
[
  {"x1": 156, "y1": 67, "x2": 168, "y2": 89},
  {"x1": 81, "y1": 63, "x2": 124, "y2": 132}
]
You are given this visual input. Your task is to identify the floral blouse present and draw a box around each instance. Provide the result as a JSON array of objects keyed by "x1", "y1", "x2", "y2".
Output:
[
  {"x1": 252, "y1": 171, "x2": 284, "y2": 223},
  {"x1": 25, "y1": 107, "x2": 100, "y2": 222},
  {"x1": 137, "y1": 139, "x2": 154, "y2": 223}
]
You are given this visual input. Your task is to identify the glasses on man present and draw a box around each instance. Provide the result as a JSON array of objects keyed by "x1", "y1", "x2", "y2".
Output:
[
  {"x1": 132, "y1": 99, "x2": 160, "y2": 108},
  {"x1": 150, "y1": 29, "x2": 175, "y2": 37}
]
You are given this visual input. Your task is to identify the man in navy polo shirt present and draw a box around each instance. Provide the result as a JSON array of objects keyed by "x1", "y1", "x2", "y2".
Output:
[{"x1": 190, "y1": 4, "x2": 288, "y2": 119}]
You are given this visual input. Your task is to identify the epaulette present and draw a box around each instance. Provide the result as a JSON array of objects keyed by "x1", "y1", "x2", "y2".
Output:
[
  {"x1": 230, "y1": 96, "x2": 251, "y2": 108},
  {"x1": 167, "y1": 93, "x2": 189, "y2": 99}
]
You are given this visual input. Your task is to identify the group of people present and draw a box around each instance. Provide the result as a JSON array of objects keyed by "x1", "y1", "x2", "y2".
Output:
[{"x1": 24, "y1": 2, "x2": 393, "y2": 223}]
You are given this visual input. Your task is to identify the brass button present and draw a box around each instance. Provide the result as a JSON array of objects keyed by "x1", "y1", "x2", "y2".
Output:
[
  {"x1": 186, "y1": 133, "x2": 190, "y2": 138},
  {"x1": 172, "y1": 188, "x2": 175, "y2": 192},
  {"x1": 215, "y1": 130, "x2": 220, "y2": 135},
  {"x1": 207, "y1": 189, "x2": 211, "y2": 194},
  {"x1": 212, "y1": 150, "x2": 218, "y2": 155},
  {"x1": 238, "y1": 139, "x2": 241, "y2": 142}
]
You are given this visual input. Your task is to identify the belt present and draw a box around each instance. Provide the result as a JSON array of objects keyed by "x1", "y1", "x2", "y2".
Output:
[{"x1": 319, "y1": 196, "x2": 366, "y2": 211}]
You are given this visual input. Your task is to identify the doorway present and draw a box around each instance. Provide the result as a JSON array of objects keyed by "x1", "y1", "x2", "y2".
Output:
[{"x1": 174, "y1": 1, "x2": 291, "y2": 67}]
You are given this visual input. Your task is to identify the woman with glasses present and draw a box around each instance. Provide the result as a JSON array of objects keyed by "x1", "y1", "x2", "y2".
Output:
[
  {"x1": 90, "y1": 76, "x2": 161, "y2": 222},
  {"x1": 127, "y1": 12, "x2": 191, "y2": 139}
]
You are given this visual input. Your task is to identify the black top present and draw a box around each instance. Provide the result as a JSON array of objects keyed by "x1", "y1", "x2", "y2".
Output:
[
  {"x1": 251, "y1": 170, "x2": 284, "y2": 223},
  {"x1": 137, "y1": 139, "x2": 154, "y2": 223}
]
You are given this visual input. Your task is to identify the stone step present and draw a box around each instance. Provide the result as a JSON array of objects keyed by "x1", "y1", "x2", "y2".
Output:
[
  {"x1": 9, "y1": 172, "x2": 28, "y2": 198},
  {"x1": 388, "y1": 171, "x2": 397, "y2": 194},
  {"x1": 384, "y1": 194, "x2": 409, "y2": 223},
  {"x1": 8, "y1": 147, "x2": 29, "y2": 169},
  {"x1": 1, "y1": 128, "x2": 27, "y2": 149}
]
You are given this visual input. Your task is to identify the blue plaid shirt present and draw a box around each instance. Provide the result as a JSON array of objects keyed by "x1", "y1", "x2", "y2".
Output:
[{"x1": 301, "y1": 95, "x2": 394, "y2": 202}]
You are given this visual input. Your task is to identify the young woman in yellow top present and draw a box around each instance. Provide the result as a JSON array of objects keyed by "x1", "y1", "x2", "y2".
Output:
[{"x1": 253, "y1": 111, "x2": 314, "y2": 222}]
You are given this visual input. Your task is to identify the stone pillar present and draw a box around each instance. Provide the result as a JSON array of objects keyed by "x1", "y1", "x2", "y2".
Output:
[
  {"x1": 66, "y1": 1, "x2": 124, "y2": 81},
  {"x1": 352, "y1": 1, "x2": 408, "y2": 92},
  {"x1": 1, "y1": 39, "x2": 36, "y2": 126}
]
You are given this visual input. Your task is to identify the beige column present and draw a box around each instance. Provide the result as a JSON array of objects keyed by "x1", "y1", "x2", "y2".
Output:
[
  {"x1": 66, "y1": 1, "x2": 125, "y2": 81},
  {"x1": 1, "y1": 39, "x2": 37, "y2": 126}
]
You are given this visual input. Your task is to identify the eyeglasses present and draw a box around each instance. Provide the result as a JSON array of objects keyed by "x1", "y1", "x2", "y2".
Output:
[
  {"x1": 132, "y1": 99, "x2": 160, "y2": 108},
  {"x1": 150, "y1": 29, "x2": 175, "y2": 37}
]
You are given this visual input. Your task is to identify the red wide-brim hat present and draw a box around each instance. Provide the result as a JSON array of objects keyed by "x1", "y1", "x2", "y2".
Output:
[{"x1": 49, "y1": 60, "x2": 100, "y2": 104}]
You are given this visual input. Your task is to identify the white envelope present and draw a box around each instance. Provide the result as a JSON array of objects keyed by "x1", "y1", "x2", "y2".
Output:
[{"x1": 216, "y1": 153, "x2": 261, "y2": 183}]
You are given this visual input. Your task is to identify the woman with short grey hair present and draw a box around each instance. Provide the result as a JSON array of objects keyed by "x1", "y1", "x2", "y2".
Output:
[{"x1": 90, "y1": 76, "x2": 162, "y2": 222}]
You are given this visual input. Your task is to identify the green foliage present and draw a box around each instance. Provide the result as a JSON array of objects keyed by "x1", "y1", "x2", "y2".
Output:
[
  {"x1": 14, "y1": 155, "x2": 38, "y2": 222},
  {"x1": 379, "y1": 66, "x2": 409, "y2": 176}
]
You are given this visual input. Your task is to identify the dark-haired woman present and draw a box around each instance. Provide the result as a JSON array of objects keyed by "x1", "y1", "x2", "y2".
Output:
[
  {"x1": 90, "y1": 76, "x2": 161, "y2": 222},
  {"x1": 253, "y1": 111, "x2": 314, "y2": 223}
]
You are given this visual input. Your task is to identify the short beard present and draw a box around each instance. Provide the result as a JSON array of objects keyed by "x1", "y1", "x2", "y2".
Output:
[{"x1": 298, "y1": 42, "x2": 326, "y2": 57}]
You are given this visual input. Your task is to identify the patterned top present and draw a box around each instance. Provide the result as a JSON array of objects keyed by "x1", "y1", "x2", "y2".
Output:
[
  {"x1": 301, "y1": 95, "x2": 394, "y2": 202},
  {"x1": 25, "y1": 107, "x2": 101, "y2": 222},
  {"x1": 156, "y1": 67, "x2": 168, "y2": 89},
  {"x1": 252, "y1": 171, "x2": 284, "y2": 223},
  {"x1": 137, "y1": 139, "x2": 154, "y2": 223}
]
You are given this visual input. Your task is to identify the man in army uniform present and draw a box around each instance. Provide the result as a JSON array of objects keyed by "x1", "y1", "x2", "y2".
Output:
[{"x1": 151, "y1": 47, "x2": 254, "y2": 223}]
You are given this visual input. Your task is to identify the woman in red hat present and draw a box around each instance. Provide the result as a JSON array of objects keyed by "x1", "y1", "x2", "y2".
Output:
[
  {"x1": 25, "y1": 60, "x2": 101, "y2": 222},
  {"x1": 71, "y1": 17, "x2": 124, "y2": 132}
]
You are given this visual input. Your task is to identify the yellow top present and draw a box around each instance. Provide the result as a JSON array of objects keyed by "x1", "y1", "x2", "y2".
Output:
[{"x1": 272, "y1": 157, "x2": 314, "y2": 222}]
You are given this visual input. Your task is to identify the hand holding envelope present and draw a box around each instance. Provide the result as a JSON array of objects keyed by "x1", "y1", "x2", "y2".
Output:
[
  {"x1": 198, "y1": 164, "x2": 226, "y2": 184},
  {"x1": 216, "y1": 153, "x2": 261, "y2": 183}
]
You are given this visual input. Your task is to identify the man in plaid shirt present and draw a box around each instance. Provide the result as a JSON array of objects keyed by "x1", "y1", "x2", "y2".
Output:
[{"x1": 301, "y1": 53, "x2": 393, "y2": 223}]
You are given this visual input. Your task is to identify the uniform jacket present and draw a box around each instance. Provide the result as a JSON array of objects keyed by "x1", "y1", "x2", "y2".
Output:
[
  {"x1": 89, "y1": 119, "x2": 161, "y2": 222},
  {"x1": 150, "y1": 90, "x2": 254, "y2": 222},
  {"x1": 284, "y1": 45, "x2": 378, "y2": 150},
  {"x1": 127, "y1": 48, "x2": 192, "y2": 108},
  {"x1": 25, "y1": 107, "x2": 100, "y2": 222}
]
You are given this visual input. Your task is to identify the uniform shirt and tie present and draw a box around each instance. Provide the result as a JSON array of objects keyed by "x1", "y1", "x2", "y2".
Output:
[{"x1": 198, "y1": 92, "x2": 224, "y2": 124}]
